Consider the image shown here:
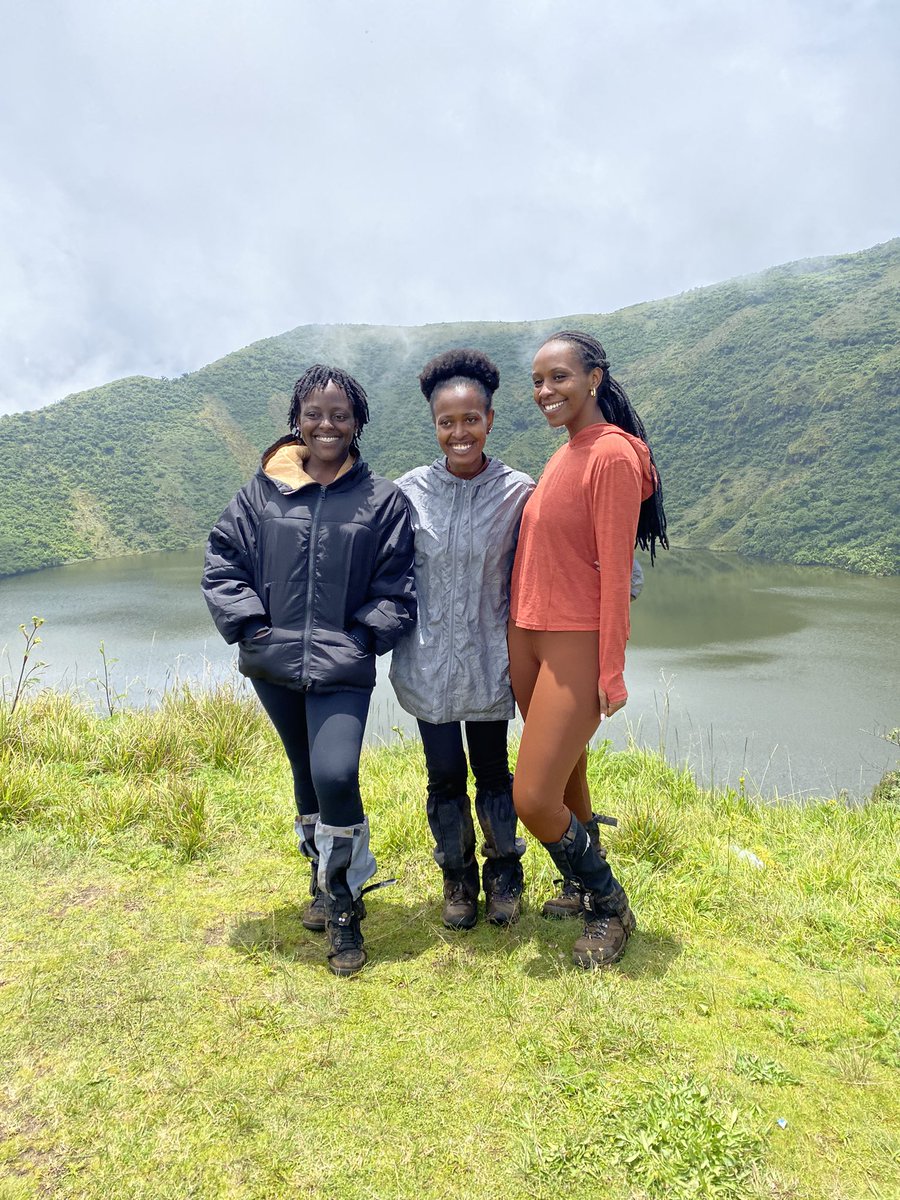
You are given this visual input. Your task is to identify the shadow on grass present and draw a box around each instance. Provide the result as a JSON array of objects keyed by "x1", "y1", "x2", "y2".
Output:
[
  {"x1": 228, "y1": 897, "x2": 437, "y2": 966},
  {"x1": 511, "y1": 916, "x2": 682, "y2": 980},
  {"x1": 228, "y1": 897, "x2": 682, "y2": 980}
]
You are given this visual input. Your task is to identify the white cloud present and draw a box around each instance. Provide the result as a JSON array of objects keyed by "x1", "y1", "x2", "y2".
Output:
[{"x1": 1, "y1": 0, "x2": 897, "y2": 413}]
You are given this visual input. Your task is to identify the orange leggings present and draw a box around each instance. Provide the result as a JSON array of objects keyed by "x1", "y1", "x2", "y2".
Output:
[{"x1": 508, "y1": 624, "x2": 603, "y2": 842}]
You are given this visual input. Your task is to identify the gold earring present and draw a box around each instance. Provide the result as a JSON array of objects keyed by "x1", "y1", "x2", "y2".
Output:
[{"x1": 590, "y1": 388, "x2": 596, "y2": 398}]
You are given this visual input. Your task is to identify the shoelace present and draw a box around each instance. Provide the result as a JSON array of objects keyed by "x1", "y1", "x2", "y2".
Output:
[
  {"x1": 330, "y1": 913, "x2": 363, "y2": 952},
  {"x1": 490, "y1": 884, "x2": 520, "y2": 902},
  {"x1": 585, "y1": 915, "x2": 612, "y2": 938}
]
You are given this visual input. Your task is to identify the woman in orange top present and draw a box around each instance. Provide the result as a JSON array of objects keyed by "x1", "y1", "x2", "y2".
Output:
[{"x1": 508, "y1": 329, "x2": 667, "y2": 969}]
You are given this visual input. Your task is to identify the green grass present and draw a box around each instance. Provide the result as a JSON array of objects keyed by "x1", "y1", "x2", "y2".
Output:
[{"x1": 0, "y1": 689, "x2": 897, "y2": 1199}]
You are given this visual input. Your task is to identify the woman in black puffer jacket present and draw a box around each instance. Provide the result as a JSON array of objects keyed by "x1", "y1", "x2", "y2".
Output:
[{"x1": 202, "y1": 364, "x2": 416, "y2": 977}]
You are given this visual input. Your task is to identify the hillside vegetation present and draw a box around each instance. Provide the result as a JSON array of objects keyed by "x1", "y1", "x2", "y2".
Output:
[
  {"x1": 0, "y1": 686, "x2": 897, "y2": 1198},
  {"x1": 1, "y1": 239, "x2": 898, "y2": 578}
]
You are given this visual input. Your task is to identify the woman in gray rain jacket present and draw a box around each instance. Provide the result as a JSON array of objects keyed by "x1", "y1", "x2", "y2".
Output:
[
  {"x1": 390, "y1": 350, "x2": 534, "y2": 930},
  {"x1": 203, "y1": 364, "x2": 415, "y2": 978}
]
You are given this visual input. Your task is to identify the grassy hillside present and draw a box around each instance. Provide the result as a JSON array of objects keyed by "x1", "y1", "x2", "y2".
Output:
[
  {"x1": 0, "y1": 686, "x2": 897, "y2": 1198},
  {"x1": 1, "y1": 239, "x2": 898, "y2": 578}
]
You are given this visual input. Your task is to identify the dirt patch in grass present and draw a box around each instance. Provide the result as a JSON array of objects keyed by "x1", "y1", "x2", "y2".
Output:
[{"x1": 49, "y1": 883, "x2": 110, "y2": 919}]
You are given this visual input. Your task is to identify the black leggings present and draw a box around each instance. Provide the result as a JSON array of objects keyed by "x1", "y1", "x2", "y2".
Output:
[
  {"x1": 416, "y1": 719, "x2": 510, "y2": 799},
  {"x1": 251, "y1": 680, "x2": 370, "y2": 827}
]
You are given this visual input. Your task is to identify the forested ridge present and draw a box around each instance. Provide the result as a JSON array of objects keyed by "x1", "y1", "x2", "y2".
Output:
[{"x1": 1, "y1": 238, "x2": 898, "y2": 578}]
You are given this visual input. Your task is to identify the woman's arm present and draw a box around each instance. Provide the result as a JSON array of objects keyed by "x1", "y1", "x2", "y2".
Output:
[
  {"x1": 592, "y1": 449, "x2": 643, "y2": 709},
  {"x1": 201, "y1": 488, "x2": 268, "y2": 644},
  {"x1": 351, "y1": 490, "x2": 417, "y2": 654}
]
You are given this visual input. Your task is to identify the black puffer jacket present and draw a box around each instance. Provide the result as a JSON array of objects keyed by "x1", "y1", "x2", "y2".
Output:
[{"x1": 202, "y1": 438, "x2": 416, "y2": 693}]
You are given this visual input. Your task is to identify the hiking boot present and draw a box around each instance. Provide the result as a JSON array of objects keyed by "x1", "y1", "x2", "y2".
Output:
[
  {"x1": 325, "y1": 897, "x2": 367, "y2": 977},
  {"x1": 541, "y1": 811, "x2": 613, "y2": 919},
  {"x1": 483, "y1": 857, "x2": 524, "y2": 927},
  {"x1": 301, "y1": 888, "x2": 327, "y2": 932},
  {"x1": 300, "y1": 859, "x2": 326, "y2": 932},
  {"x1": 442, "y1": 877, "x2": 478, "y2": 929},
  {"x1": 572, "y1": 884, "x2": 636, "y2": 970},
  {"x1": 541, "y1": 877, "x2": 583, "y2": 919},
  {"x1": 440, "y1": 859, "x2": 480, "y2": 930}
]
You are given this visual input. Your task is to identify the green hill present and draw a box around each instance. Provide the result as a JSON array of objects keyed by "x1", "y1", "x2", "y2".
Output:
[{"x1": 1, "y1": 239, "x2": 898, "y2": 577}]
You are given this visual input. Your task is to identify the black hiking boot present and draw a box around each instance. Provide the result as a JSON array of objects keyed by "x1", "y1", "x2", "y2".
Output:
[
  {"x1": 300, "y1": 860, "x2": 327, "y2": 932},
  {"x1": 325, "y1": 896, "x2": 368, "y2": 977},
  {"x1": 441, "y1": 860, "x2": 480, "y2": 930},
  {"x1": 572, "y1": 883, "x2": 636, "y2": 970},
  {"x1": 541, "y1": 811, "x2": 614, "y2": 920},
  {"x1": 483, "y1": 857, "x2": 524, "y2": 927},
  {"x1": 301, "y1": 889, "x2": 327, "y2": 932},
  {"x1": 541, "y1": 812, "x2": 635, "y2": 969}
]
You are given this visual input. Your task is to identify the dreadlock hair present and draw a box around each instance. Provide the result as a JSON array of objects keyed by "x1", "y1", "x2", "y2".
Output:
[
  {"x1": 288, "y1": 364, "x2": 370, "y2": 454},
  {"x1": 419, "y1": 348, "x2": 500, "y2": 412},
  {"x1": 541, "y1": 329, "x2": 669, "y2": 561}
]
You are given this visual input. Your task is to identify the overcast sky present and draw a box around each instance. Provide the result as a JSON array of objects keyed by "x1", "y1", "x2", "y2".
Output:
[{"x1": 1, "y1": 0, "x2": 897, "y2": 415}]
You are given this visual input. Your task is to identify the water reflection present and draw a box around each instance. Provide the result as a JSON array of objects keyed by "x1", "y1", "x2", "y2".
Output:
[{"x1": 1, "y1": 546, "x2": 897, "y2": 799}]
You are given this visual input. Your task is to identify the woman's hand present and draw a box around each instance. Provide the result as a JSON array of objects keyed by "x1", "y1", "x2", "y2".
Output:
[{"x1": 598, "y1": 687, "x2": 626, "y2": 721}]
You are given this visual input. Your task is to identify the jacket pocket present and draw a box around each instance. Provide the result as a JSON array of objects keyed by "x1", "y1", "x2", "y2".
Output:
[
  {"x1": 347, "y1": 622, "x2": 374, "y2": 654},
  {"x1": 308, "y1": 628, "x2": 376, "y2": 690},
  {"x1": 237, "y1": 627, "x2": 305, "y2": 689}
]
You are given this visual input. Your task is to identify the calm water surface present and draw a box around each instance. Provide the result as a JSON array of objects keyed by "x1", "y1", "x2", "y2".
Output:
[{"x1": 1, "y1": 547, "x2": 897, "y2": 799}]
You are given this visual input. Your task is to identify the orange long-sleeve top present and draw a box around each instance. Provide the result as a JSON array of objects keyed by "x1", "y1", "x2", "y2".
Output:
[{"x1": 509, "y1": 423, "x2": 655, "y2": 704}]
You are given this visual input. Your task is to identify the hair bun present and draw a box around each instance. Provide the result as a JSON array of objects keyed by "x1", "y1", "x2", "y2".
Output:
[{"x1": 419, "y1": 349, "x2": 500, "y2": 401}]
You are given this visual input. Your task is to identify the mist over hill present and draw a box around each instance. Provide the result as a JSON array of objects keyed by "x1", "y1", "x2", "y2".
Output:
[{"x1": 1, "y1": 239, "x2": 898, "y2": 578}]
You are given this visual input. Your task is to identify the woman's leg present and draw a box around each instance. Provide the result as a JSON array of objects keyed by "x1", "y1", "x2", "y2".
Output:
[
  {"x1": 510, "y1": 627, "x2": 635, "y2": 968},
  {"x1": 507, "y1": 623, "x2": 591, "y2": 823},
  {"x1": 563, "y1": 751, "x2": 593, "y2": 825},
  {"x1": 464, "y1": 720, "x2": 510, "y2": 794},
  {"x1": 465, "y1": 721, "x2": 524, "y2": 924},
  {"x1": 305, "y1": 690, "x2": 370, "y2": 828},
  {"x1": 305, "y1": 689, "x2": 374, "y2": 976},
  {"x1": 417, "y1": 719, "x2": 479, "y2": 928},
  {"x1": 417, "y1": 719, "x2": 469, "y2": 799},
  {"x1": 250, "y1": 678, "x2": 317, "y2": 819},
  {"x1": 508, "y1": 628, "x2": 602, "y2": 841},
  {"x1": 250, "y1": 680, "x2": 323, "y2": 923}
]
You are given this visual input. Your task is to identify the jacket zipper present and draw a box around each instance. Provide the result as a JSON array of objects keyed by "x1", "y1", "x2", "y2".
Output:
[
  {"x1": 300, "y1": 486, "x2": 326, "y2": 688},
  {"x1": 442, "y1": 482, "x2": 465, "y2": 719}
]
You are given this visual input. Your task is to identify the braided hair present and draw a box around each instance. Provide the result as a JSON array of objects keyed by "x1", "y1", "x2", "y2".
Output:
[
  {"x1": 288, "y1": 364, "x2": 370, "y2": 453},
  {"x1": 419, "y1": 348, "x2": 500, "y2": 411},
  {"x1": 541, "y1": 330, "x2": 669, "y2": 560}
]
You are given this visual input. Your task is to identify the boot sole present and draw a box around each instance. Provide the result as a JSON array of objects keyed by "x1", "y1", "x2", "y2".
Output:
[
  {"x1": 486, "y1": 913, "x2": 520, "y2": 928},
  {"x1": 486, "y1": 901, "x2": 522, "y2": 927},
  {"x1": 328, "y1": 953, "x2": 367, "y2": 977},
  {"x1": 443, "y1": 913, "x2": 478, "y2": 930},
  {"x1": 572, "y1": 940, "x2": 629, "y2": 969},
  {"x1": 301, "y1": 915, "x2": 327, "y2": 932}
]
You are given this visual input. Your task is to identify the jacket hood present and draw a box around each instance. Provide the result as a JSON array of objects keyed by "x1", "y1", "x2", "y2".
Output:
[{"x1": 260, "y1": 436, "x2": 359, "y2": 491}]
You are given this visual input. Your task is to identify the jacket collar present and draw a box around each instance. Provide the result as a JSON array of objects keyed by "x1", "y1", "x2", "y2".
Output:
[
  {"x1": 431, "y1": 455, "x2": 503, "y2": 485},
  {"x1": 261, "y1": 437, "x2": 359, "y2": 491}
]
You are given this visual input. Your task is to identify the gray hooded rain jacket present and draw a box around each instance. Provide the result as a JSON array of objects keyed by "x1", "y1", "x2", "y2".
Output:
[{"x1": 390, "y1": 457, "x2": 534, "y2": 724}]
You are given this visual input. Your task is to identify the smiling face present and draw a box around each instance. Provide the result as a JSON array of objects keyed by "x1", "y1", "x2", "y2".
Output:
[
  {"x1": 298, "y1": 381, "x2": 358, "y2": 478},
  {"x1": 531, "y1": 340, "x2": 604, "y2": 437},
  {"x1": 431, "y1": 380, "x2": 494, "y2": 478}
]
